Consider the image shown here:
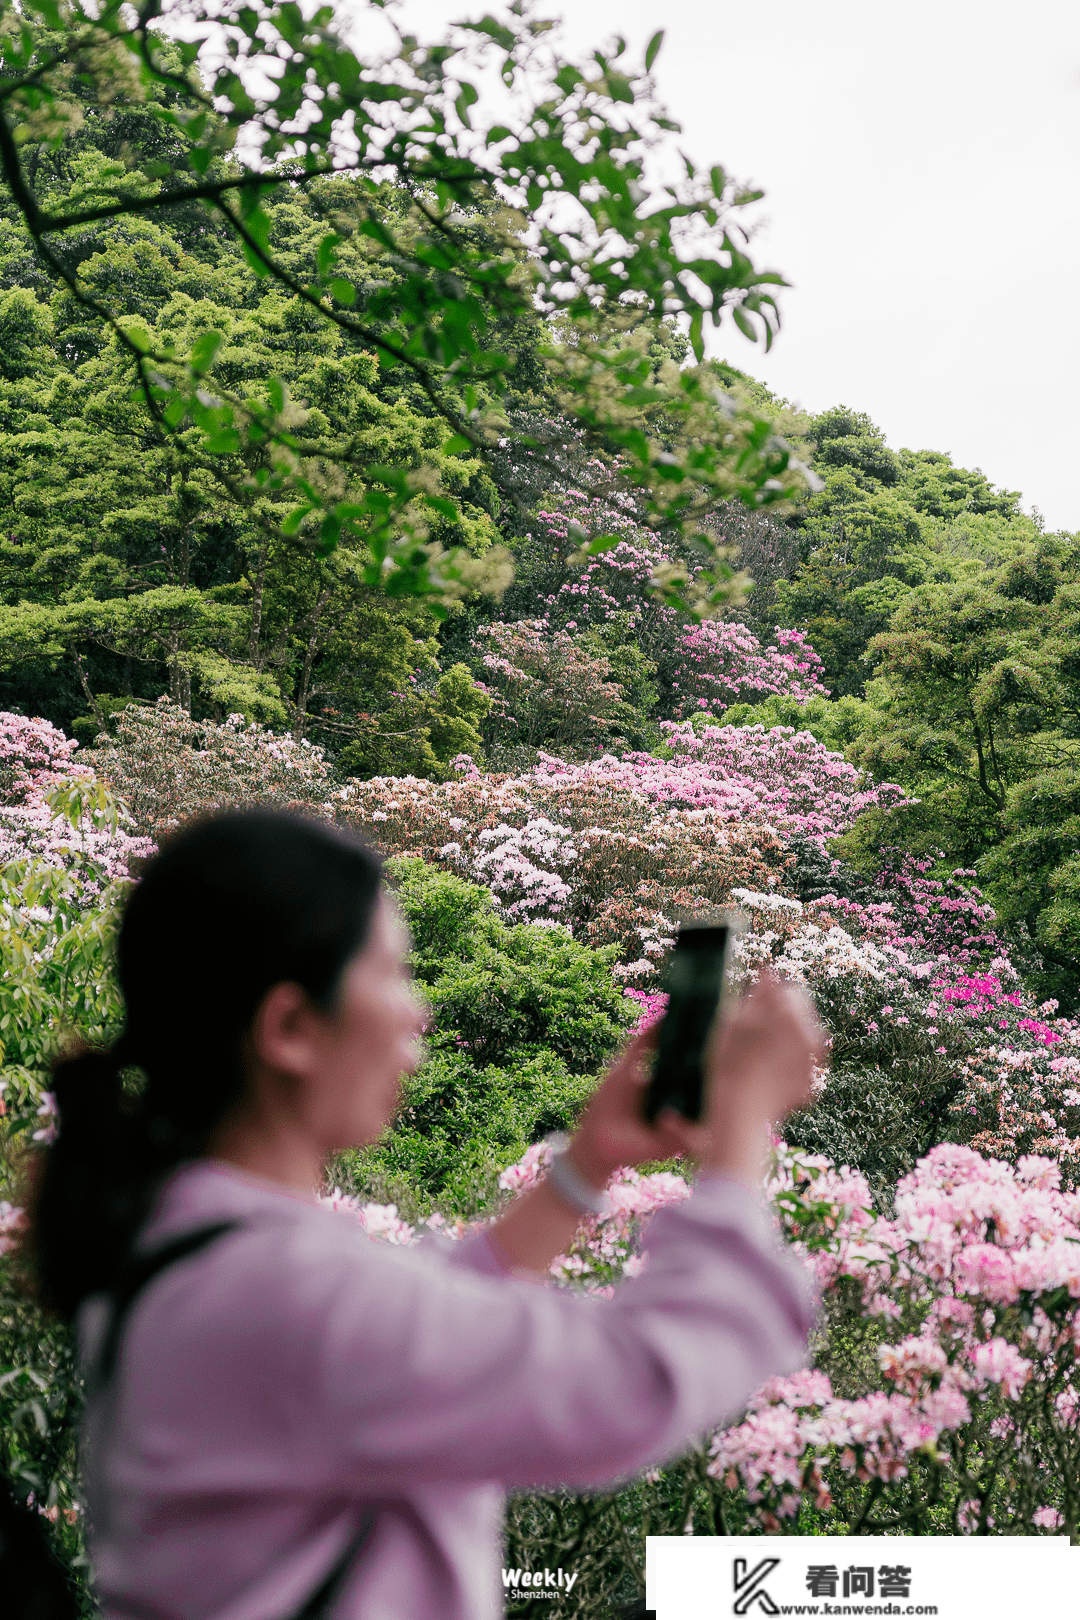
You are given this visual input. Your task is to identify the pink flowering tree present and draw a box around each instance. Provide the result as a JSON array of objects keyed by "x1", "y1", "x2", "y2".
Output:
[
  {"x1": 85, "y1": 698, "x2": 337, "y2": 838},
  {"x1": 528, "y1": 491, "x2": 827, "y2": 724},
  {"x1": 0, "y1": 712, "x2": 152, "y2": 1138},
  {"x1": 0, "y1": 711, "x2": 152, "y2": 881},
  {"x1": 476, "y1": 619, "x2": 640, "y2": 759},
  {"x1": 670, "y1": 622, "x2": 828, "y2": 719}
]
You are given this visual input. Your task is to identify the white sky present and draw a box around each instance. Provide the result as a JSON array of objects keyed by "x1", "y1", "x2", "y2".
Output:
[{"x1": 386, "y1": 0, "x2": 1080, "y2": 531}]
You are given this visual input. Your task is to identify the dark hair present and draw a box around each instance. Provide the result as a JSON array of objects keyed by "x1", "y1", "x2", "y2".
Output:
[{"x1": 30, "y1": 809, "x2": 382, "y2": 1319}]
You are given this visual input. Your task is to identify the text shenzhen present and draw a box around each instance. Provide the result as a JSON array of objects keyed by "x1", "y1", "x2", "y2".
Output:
[
  {"x1": 502, "y1": 1567, "x2": 580, "y2": 1601},
  {"x1": 645, "y1": 1536, "x2": 1080, "y2": 1618}
]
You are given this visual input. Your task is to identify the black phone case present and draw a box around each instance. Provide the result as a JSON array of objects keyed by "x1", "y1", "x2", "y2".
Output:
[{"x1": 641, "y1": 924, "x2": 734, "y2": 1124}]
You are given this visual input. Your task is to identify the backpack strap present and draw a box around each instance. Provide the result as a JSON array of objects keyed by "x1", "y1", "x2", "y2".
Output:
[
  {"x1": 291, "y1": 1510, "x2": 377, "y2": 1620},
  {"x1": 93, "y1": 1218, "x2": 378, "y2": 1620},
  {"x1": 92, "y1": 1219, "x2": 242, "y2": 1391}
]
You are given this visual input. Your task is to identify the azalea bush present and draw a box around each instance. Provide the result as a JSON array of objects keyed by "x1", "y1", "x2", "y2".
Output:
[
  {"x1": 709, "y1": 1142, "x2": 1080, "y2": 1540},
  {"x1": 728, "y1": 885, "x2": 1080, "y2": 1202},
  {"x1": 528, "y1": 491, "x2": 827, "y2": 723},
  {"x1": 0, "y1": 712, "x2": 152, "y2": 880},
  {"x1": 85, "y1": 700, "x2": 336, "y2": 839},
  {"x1": 336, "y1": 726, "x2": 905, "y2": 976},
  {"x1": 318, "y1": 1131, "x2": 1080, "y2": 1617},
  {"x1": 476, "y1": 618, "x2": 647, "y2": 762}
]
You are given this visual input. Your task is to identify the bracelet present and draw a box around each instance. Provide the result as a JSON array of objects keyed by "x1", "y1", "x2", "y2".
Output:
[{"x1": 544, "y1": 1134, "x2": 610, "y2": 1218}]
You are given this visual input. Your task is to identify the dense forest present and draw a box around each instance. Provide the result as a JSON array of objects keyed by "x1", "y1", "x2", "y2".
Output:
[
  {"x1": 2, "y1": 65, "x2": 1077, "y2": 1000},
  {"x1": 3, "y1": 5, "x2": 1080, "y2": 1616}
]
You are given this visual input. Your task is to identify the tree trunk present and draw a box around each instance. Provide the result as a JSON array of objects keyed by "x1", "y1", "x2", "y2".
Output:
[
  {"x1": 166, "y1": 622, "x2": 191, "y2": 715},
  {"x1": 248, "y1": 540, "x2": 270, "y2": 665},
  {"x1": 292, "y1": 587, "x2": 331, "y2": 741}
]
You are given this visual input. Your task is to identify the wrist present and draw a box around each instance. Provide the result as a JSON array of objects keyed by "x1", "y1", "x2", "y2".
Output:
[
  {"x1": 563, "y1": 1133, "x2": 615, "y2": 1193},
  {"x1": 544, "y1": 1135, "x2": 611, "y2": 1218}
]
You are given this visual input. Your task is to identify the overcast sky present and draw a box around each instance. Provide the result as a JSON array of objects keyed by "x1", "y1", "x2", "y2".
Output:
[{"x1": 389, "y1": 0, "x2": 1080, "y2": 530}]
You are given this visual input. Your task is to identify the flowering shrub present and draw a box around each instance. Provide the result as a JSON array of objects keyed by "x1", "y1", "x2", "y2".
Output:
[
  {"x1": 671, "y1": 622, "x2": 828, "y2": 718},
  {"x1": 531, "y1": 492, "x2": 827, "y2": 725},
  {"x1": 707, "y1": 1142, "x2": 1080, "y2": 1538},
  {"x1": 476, "y1": 619, "x2": 639, "y2": 758},
  {"x1": 85, "y1": 699, "x2": 336, "y2": 838},
  {"x1": 0, "y1": 712, "x2": 152, "y2": 881},
  {"x1": 723, "y1": 886, "x2": 1080, "y2": 1197},
  {"x1": 337, "y1": 763, "x2": 793, "y2": 972},
  {"x1": 337, "y1": 728, "x2": 904, "y2": 975},
  {"x1": 661, "y1": 723, "x2": 906, "y2": 847},
  {"x1": 796, "y1": 847, "x2": 1003, "y2": 969}
]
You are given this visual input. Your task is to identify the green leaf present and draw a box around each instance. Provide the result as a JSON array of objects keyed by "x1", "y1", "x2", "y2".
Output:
[
  {"x1": 282, "y1": 505, "x2": 313, "y2": 537},
  {"x1": 318, "y1": 514, "x2": 341, "y2": 554},
  {"x1": 357, "y1": 218, "x2": 397, "y2": 252},
  {"x1": 189, "y1": 330, "x2": 223, "y2": 375},
  {"x1": 330, "y1": 278, "x2": 356, "y2": 306},
  {"x1": 316, "y1": 232, "x2": 343, "y2": 281},
  {"x1": 266, "y1": 377, "x2": 286, "y2": 413},
  {"x1": 732, "y1": 306, "x2": 758, "y2": 342},
  {"x1": 442, "y1": 434, "x2": 472, "y2": 455},
  {"x1": 125, "y1": 326, "x2": 152, "y2": 354},
  {"x1": 189, "y1": 147, "x2": 212, "y2": 176},
  {"x1": 455, "y1": 83, "x2": 478, "y2": 127},
  {"x1": 28, "y1": 0, "x2": 61, "y2": 26},
  {"x1": 645, "y1": 30, "x2": 664, "y2": 71},
  {"x1": 202, "y1": 429, "x2": 241, "y2": 455}
]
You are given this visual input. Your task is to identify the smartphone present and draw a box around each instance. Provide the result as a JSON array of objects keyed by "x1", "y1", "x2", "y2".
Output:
[{"x1": 641, "y1": 920, "x2": 741, "y2": 1125}]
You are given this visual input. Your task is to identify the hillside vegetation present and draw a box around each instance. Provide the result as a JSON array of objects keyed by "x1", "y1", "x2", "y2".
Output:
[{"x1": 2, "y1": 3, "x2": 1080, "y2": 1614}]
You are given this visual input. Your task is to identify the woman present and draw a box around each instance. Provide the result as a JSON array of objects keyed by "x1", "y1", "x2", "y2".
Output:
[{"x1": 31, "y1": 809, "x2": 823, "y2": 1620}]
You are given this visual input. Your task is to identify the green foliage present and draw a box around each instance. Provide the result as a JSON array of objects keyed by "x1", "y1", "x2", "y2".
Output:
[
  {"x1": 339, "y1": 857, "x2": 635, "y2": 1213},
  {"x1": 720, "y1": 691, "x2": 871, "y2": 754},
  {"x1": 833, "y1": 536, "x2": 1080, "y2": 1002},
  {"x1": 0, "y1": 0, "x2": 820, "y2": 628},
  {"x1": 0, "y1": 857, "x2": 124, "y2": 1116},
  {"x1": 0, "y1": 1261, "x2": 93, "y2": 1614},
  {"x1": 776, "y1": 407, "x2": 1032, "y2": 696}
]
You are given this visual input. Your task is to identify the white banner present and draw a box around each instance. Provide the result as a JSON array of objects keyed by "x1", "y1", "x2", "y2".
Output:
[{"x1": 645, "y1": 1535, "x2": 1080, "y2": 1618}]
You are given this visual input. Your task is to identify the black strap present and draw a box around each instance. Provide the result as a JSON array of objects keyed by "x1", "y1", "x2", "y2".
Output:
[
  {"x1": 292, "y1": 1511, "x2": 377, "y2": 1620},
  {"x1": 94, "y1": 1219, "x2": 377, "y2": 1620},
  {"x1": 93, "y1": 1220, "x2": 242, "y2": 1390}
]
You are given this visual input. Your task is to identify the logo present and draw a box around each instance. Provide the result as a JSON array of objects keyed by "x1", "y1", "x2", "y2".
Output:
[
  {"x1": 502, "y1": 1567, "x2": 579, "y2": 1600},
  {"x1": 733, "y1": 1557, "x2": 781, "y2": 1615}
]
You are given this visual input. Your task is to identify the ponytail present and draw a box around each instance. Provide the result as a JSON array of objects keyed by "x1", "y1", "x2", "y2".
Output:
[{"x1": 28, "y1": 810, "x2": 383, "y2": 1319}]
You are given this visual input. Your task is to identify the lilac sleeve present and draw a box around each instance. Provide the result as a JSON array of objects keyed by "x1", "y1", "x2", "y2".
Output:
[{"x1": 312, "y1": 1178, "x2": 816, "y2": 1492}]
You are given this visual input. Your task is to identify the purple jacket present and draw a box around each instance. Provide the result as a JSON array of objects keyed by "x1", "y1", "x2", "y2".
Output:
[{"x1": 77, "y1": 1160, "x2": 815, "y2": 1620}]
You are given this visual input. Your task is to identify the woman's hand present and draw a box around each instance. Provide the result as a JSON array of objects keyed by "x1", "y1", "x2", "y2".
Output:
[
  {"x1": 567, "y1": 974, "x2": 826, "y2": 1192},
  {"x1": 564, "y1": 1024, "x2": 704, "y2": 1190},
  {"x1": 487, "y1": 974, "x2": 824, "y2": 1277},
  {"x1": 695, "y1": 973, "x2": 825, "y2": 1186}
]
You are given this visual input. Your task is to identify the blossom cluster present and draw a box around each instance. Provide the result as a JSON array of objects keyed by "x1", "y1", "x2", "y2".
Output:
[
  {"x1": 671, "y1": 622, "x2": 828, "y2": 718},
  {"x1": 339, "y1": 726, "x2": 903, "y2": 970},
  {"x1": 531, "y1": 491, "x2": 827, "y2": 720},
  {"x1": 85, "y1": 699, "x2": 336, "y2": 838},
  {"x1": 705, "y1": 1142, "x2": 1080, "y2": 1535},
  {"x1": 0, "y1": 711, "x2": 153, "y2": 882},
  {"x1": 337, "y1": 761, "x2": 794, "y2": 966},
  {"x1": 323, "y1": 1134, "x2": 1080, "y2": 1536}
]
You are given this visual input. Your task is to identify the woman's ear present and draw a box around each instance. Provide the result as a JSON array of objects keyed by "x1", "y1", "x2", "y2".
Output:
[{"x1": 249, "y1": 982, "x2": 325, "y2": 1081}]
